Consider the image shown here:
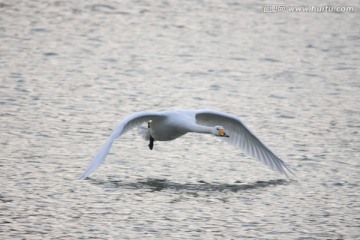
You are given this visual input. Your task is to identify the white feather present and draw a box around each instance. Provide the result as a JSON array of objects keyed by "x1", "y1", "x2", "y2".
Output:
[
  {"x1": 79, "y1": 109, "x2": 293, "y2": 179},
  {"x1": 195, "y1": 109, "x2": 293, "y2": 176},
  {"x1": 78, "y1": 112, "x2": 164, "y2": 179}
]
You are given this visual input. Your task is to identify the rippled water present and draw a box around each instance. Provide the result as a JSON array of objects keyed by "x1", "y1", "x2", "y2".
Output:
[{"x1": 1, "y1": 0, "x2": 359, "y2": 239}]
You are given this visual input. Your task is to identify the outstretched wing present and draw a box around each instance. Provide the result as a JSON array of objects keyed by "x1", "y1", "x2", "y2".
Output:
[
  {"x1": 195, "y1": 109, "x2": 293, "y2": 176},
  {"x1": 79, "y1": 112, "x2": 165, "y2": 179}
]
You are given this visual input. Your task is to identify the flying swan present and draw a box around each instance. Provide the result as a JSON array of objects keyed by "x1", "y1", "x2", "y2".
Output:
[{"x1": 79, "y1": 109, "x2": 293, "y2": 179}]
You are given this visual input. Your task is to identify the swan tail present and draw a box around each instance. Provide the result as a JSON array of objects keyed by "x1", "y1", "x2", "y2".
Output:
[{"x1": 137, "y1": 126, "x2": 150, "y2": 141}]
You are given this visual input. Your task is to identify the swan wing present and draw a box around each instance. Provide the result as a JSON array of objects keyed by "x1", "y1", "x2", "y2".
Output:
[
  {"x1": 79, "y1": 112, "x2": 165, "y2": 179},
  {"x1": 195, "y1": 109, "x2": 293, "y2": 176}
]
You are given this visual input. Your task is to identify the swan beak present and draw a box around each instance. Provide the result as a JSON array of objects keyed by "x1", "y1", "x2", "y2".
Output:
[{"x1": 218, "y1": 129, "x2": 230, "y2": 137}]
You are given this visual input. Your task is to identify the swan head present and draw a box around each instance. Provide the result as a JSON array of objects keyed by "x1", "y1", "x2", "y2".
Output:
[{"x1": 213, "y1": 126, "x2": 229, "y2": 137}]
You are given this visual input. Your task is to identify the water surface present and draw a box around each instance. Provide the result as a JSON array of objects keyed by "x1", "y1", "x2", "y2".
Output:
[{"x1": 1, "y1": 0, "x2": 359, "y2": 239}]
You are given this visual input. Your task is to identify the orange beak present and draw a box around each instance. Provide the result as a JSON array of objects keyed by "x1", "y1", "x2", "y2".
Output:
[{"x1": 218, "y1": 129, "x2": 225, "y2": 136}]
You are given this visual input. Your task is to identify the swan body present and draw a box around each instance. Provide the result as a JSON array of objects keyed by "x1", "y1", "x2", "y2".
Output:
[{"x1": 79, "y1": 109, "x2": 293, "y2": 179}]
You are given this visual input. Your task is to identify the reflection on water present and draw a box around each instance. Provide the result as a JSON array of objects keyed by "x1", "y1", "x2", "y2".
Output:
[
  {"x1": 91, "y1": 178, "x2": 292, "y2": 192},
  {"x1": 1, "y1": 0, "x2": 359, "y2": 239}
]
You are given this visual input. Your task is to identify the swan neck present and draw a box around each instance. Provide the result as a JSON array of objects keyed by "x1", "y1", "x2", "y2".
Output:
[{"x1": 189, "y1": 124, "x2": 213, "y2": 134}]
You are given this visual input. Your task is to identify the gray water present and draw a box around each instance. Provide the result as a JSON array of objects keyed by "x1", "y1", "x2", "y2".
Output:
[{"x1": 1, "y1": 0, "x2": 359, "y2": 239}]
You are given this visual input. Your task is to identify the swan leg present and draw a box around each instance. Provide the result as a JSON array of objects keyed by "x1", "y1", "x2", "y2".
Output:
[
  {"x1": 147, "y1": 121, "x2": 154, "y2": 150},
  {"x1": 148, "y1": 135, "x2": 154, "y2": 150}
]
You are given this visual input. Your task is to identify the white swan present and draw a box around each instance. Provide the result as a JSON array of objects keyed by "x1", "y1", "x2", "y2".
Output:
[{"x1": 79, "y1": 109, "x2": 293, "y2": 179}]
